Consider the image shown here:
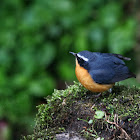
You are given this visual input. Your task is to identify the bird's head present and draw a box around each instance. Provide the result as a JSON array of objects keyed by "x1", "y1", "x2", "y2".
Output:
[{"x1": 69, "y1": 51, "x2": 92, "y2": 69}]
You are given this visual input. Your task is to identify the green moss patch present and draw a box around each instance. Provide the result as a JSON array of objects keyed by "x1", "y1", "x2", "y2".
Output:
[{"x1": 22, "y1": 82, "x2": 140, "y2": 140}]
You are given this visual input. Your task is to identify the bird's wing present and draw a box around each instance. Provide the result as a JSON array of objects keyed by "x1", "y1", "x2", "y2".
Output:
[
  {"x1": 89, "y1": 54, "x2": 135, "y2": 84},
  {"x1": 89, "y1": 69, "x2": 115, "y2": 84}
]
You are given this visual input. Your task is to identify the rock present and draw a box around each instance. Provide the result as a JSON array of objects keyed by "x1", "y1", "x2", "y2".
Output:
[{"x1": 56, "y1": 131, "x2": 86, "y2": 140}]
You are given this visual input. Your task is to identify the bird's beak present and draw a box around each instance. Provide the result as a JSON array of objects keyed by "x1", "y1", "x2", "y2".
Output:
[{"x1": 69, "y1": 51, "x2": 77, "y2": 57}]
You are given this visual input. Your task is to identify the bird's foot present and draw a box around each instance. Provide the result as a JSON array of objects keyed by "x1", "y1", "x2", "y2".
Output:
[
  {"x1": 86, "y1": 91, "x2": 102, "y2": 99},
  {"x1": 93, "y1": 92, "x2": 102, "y2": 98}
]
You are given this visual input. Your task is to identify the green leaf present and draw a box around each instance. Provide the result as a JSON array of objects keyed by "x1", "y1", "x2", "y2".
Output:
[
  {"x1": 88, "y1": 119, "x2": 93, "y2": 124},
  {"x1": 94, "y1": 110, "x2": 105, "y2": 119}
]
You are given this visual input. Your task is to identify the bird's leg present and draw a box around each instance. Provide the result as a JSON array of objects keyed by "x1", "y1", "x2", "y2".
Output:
[
  {"x1": 86, "y1": 91, "x2": 102, "y2": 99},
  {"x1": 93, "y1": 92, "x2": 102, "y2": 98}
]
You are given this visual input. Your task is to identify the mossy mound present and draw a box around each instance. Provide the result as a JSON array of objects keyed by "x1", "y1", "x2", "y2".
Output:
[{"x1": 22, "y1": 82, "x2": 140, "y2": 140}]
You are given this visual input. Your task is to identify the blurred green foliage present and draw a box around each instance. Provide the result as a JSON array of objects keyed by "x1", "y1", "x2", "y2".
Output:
[{"x1": 0, "y1": 0, "x2": 137, "y2": 139}]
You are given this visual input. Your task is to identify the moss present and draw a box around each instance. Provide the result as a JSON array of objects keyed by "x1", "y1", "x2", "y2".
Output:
[{"x1": 22, "y1": 82, "x2": 140, "y2": 140}]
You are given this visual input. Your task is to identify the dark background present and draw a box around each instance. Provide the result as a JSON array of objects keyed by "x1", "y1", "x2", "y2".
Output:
[{"x1": 0, "y1": 0, "x2": 140, "y2": 139}]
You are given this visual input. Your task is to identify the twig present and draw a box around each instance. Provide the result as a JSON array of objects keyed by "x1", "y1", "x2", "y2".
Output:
[{"x1": 105, "y1": 113, "x2": 132, "y2": 140}]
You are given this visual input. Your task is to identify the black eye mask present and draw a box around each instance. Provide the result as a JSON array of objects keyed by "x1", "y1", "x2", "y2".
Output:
[{"x1": 76, "y1": 56, "x2": 89, "y2": 70}]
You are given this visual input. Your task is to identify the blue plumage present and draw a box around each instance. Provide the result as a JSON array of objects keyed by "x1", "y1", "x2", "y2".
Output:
[{"x1": 77, "y1": 51, "x2": 136, "y2": 84}]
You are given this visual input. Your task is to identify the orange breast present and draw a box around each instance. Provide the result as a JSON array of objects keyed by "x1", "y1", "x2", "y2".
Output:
[{"x1": 75, "y1": 60, "x2": 114, "y2": 92}]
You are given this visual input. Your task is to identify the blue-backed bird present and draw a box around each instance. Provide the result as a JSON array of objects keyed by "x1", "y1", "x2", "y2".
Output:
[{"x1": 70, "y1": 51, "x2": 136, "y2": 93}]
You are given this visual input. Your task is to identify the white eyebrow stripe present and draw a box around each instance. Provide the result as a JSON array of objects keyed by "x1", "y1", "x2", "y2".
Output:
[{"x1": 77, "y1": 54, "x2": 89, "y2": 61}]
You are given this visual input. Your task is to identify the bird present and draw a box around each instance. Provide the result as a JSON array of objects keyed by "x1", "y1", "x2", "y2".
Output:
[{"x1": 70, "y1": 51, "x2": 136, "y2": 93}]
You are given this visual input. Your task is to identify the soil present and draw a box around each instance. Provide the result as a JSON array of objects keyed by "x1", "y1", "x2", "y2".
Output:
[{"x1": 22, "y1": 83, "x2": 140, "y2": 140}]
